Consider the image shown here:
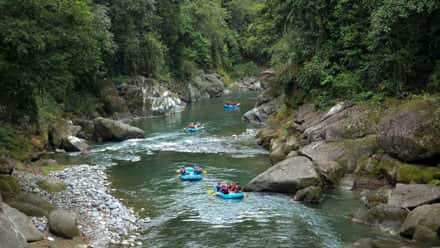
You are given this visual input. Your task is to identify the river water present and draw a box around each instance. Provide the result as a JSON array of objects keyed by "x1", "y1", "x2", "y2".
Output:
[{"x1": 67, "y1": 93, "x2": 383, "y2": 247}]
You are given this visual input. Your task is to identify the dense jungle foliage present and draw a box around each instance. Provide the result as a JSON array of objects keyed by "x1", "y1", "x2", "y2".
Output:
[{"x1": 0, "y1": 0, "x2": 439, "y2": 131}]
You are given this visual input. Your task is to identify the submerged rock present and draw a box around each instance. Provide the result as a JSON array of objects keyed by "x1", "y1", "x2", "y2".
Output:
[
  {"x1": 388, "y1": 183, "x2": 440, "y2": 209},
  {"x1": 48, "y1": 209, "x2": 80, "y2": 239},
  {"x1": 244, "y1": 156, "x2": 320, "y2": 193},
  {"x1": 94, "y1": 117, "x2": 144, "y2": 142},
  {"x1": 293, "y1": 186, "x2": 322, "y2": 203},
  {"x1": 400, "y1": 203, "x2": 440, "y2": 245},
  {"x1": 378, "y1": 99, "x2": 440, "y2": 163}
]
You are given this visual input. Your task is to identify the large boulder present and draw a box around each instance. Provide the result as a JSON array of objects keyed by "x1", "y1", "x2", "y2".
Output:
[
  {"x1": 48, "y1": 119, "x2": 81, "y2": 148},
  {"x1": 48, "y1": 209, "x2": 80, "y2": 239},
  {"x1": 0, "y1": 175, "x2": 21, "y2": 201},
  {"x1": 0, "y1": 157, "x2": 15, "y2": 175},
  {"x1": 0, "y1": 206, "x2": 28, "y2": 248},
  {"x1": 400, "y1": 203, "x2": 440, "y2": 245},
  {"x1": 378, "y1": 99, "x2": 440, "y2": 163},
  {"x1": 118, "y1": 77, "x2": 185, "y2": 116},
  {"x1": 244, "y1": 156, "x2": 320, "y2": 193},
  {"x1": 388, "y1": 183, "x2": 440, "y2": 209},
  {"x1": 62, "y1": 136, "x2": 88, "y2": 152},
  {"x1": 2, "y1": 203, "x2": 44, "y2": 242},
  {"x1": 94, "y1": 117, "x2": 144, "y2": 142}
]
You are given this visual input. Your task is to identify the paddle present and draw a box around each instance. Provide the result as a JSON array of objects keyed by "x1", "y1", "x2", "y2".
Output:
[{"x1": 207, "y1": 189, "x2": 219, "y2": 195}]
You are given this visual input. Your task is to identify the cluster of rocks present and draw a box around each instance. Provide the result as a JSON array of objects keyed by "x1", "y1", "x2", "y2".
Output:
[
  {"x1": 48, "y1": 117, "x2": 145, "y2": 153},
  {"x1": 176, "y1": 73, "x2": 225, "y2": 103},
  {"x1": 17, "y1": 164, "x2": 150, "y2": 247},
  {"x1": 243, "y1": 95, "x2": 440, "y2": 245}
]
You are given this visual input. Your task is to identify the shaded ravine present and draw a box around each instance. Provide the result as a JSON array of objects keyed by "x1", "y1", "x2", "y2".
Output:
[{"x1": 65, "y1": 93, "x2": 385, "y2": 247}]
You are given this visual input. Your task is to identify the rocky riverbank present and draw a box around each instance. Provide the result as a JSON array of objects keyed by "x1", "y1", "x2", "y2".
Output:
[
  {"x1": 243, "y1": 89, "x2": 440, "y2": 246},
  {"x1": 17, "y1": 164, "x2": 150, "y2": 247}
]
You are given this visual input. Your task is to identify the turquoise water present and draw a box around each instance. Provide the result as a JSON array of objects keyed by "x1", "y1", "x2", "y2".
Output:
[{"x1": 70, "y1": 93, "x2": 382, "y2": 247}]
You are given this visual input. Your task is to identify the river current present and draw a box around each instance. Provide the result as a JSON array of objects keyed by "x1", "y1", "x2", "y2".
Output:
[{"x1": 66, "y1": 93, "x2": 382, "y2": 248}]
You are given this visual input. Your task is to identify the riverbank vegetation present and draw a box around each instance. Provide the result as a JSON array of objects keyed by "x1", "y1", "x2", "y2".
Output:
[{"x1": 1, "y1": 0, "x2": 439, "y2": 156}]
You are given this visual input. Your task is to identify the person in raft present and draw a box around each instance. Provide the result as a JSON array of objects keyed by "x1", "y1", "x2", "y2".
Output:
[
  {"x1": 194, "y1": 165, "x2": 202, "y2": 175},
  {"x1": 220, "y1": 183, "x2": 229, "y2": 194},
  {"x1": 188, "y1": 122, "x2": 195, "y2": 128},
  {"x1": 179, "y1": 166, "x2": 186, "y2": 175},
  {"x1": 215, "y1": 182, "x2": 222, "y2": 192}
]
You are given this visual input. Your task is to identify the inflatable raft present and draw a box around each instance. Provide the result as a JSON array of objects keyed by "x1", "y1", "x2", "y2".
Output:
[
  {"x1": 180, "y1": 173, "x2": 203, "y2": 181},
  {"x1": 223, "y1": 104, "x2": 238, "y2": 110},
  {"x1": 215, "y1": 191, "x2": 244, "y2": 199},
  {"x1": 186, "y1": 126, "x2": 203, "y2": 132},
  {"x1": 179, "y1": 167, "x2": 203, "y2": 181}
]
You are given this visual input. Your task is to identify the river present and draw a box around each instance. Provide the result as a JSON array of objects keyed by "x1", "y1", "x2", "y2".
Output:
[{"x1": 65, "y1": 93, "x2": 383, "y2": 248}]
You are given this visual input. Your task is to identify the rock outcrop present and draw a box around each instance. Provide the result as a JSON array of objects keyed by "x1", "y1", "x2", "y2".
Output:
[
  {"x1": 48, "y1": 119, "x2": 87, "y2": 152},
  {"x1": 243, "y1": 96, "x2": 282, "y2": 124},
  {"x1": 48, "y1": 209, "x2": 80, "y2": 239},
  {"x1": 228, "y1": 77, "x2": 264, "y2": 92},
  {"x1": 177, "y1": 73, "x2": 225, "y2": 103},
  {"x1": 118, "y1": 76, "x2": 185, "y2": 116},
  {"x1": 244, "y1": 156, "x2": 320, "y2": 193},
  {"x1": 378, "y1": 99, "x2": 440, "y2": 163},
  {"x1": 387, "y1": 183, "x2": 440, "y2": 209},
  {"x1": 93, "y1": 117, "x2": 144, "y2": 142}
]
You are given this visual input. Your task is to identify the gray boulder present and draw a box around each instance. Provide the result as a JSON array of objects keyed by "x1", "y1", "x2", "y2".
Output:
[
  {"x1": 0, "y1": 206, "x2": 28, "y2": 248},
  {"x1": 48, "y1": 119, "x2": 81, "y2": 148},
  {"x1": 400, "y1": 203, "x2": 440, "y2": 245},
  {"x1": 388, "y1": 183, "x2": 440, "y2": 209},
  {"x1": 48, "y1": 209, "x2": 80, "y2": 239},
  {"x1": 10, "y1": 193, "x2": 54, "y2": 217},
  {"x1": 62, "y1": 136, "x2": 88, "y2": 152},
  {"x1": 94, "y1": 117, "x2": 144, "y2": 142},
  {"x1": 179, "y1": 73, "x2": 225, "y2": 102},
  {"x1": 2, "y1": 203, "x2": 44, "y2": 242},
  {"x1": 244, "y1": 156, "x2": 320, "y2": 193},
  {"x1": 294, "y1": 186, "x2": 322, "y2": 203},
  {"x1": 378, "y1": 99, "x2": 440, "y2": 163}
]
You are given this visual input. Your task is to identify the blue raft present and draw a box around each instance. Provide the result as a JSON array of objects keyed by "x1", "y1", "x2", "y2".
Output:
[
  {"x1": 223, "y1": 104, "x2": 238, "y2": 110},
  {"x1": 180, "y1": 173, "x2": 203, "y2": 181},
  {"x1": 179, "y1": 167, "x2": 203, "y2": 181},
  {"x1": 215, "y1": 191, "x2": 244, "y2": 199},
  {"x1": 186, "y1": 126, "x2": 203, "y2": 132}
]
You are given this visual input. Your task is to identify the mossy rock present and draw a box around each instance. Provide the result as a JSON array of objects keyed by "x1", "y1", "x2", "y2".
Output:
[
  {"x1": 428, "y1": 179, "x2": 440, "y2": 186},
  {"x1": 37, "y1": 177, "x2": 67, "y2": 193},
  {"x1": 0, "y1": 175, "x2": 21, "y2": 201},
  {"x1": 9, "y1": 193, "x2": 54, "y2": 217},
  {"x1": 396, "y1": 163, "x2": 440, "y2": 184}
]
